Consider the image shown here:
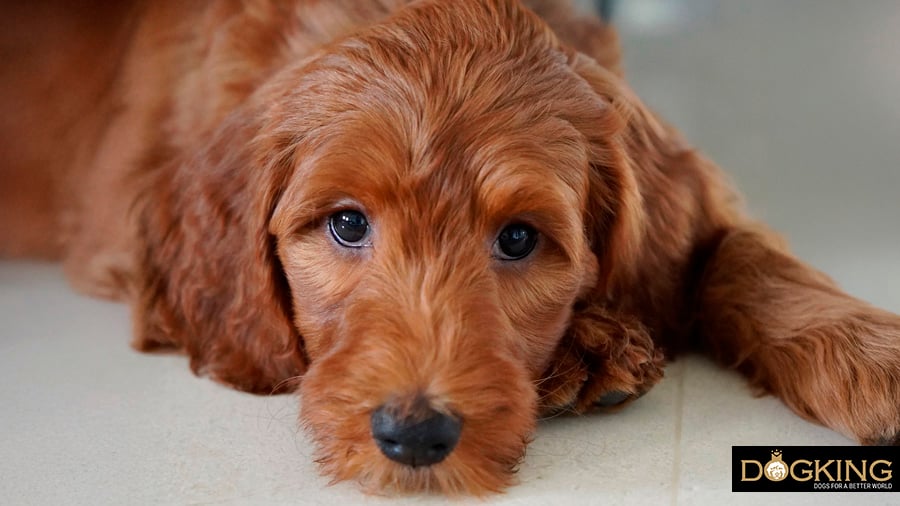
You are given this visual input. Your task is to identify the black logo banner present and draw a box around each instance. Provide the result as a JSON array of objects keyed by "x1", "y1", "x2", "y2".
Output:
[{"x1": 732, "y1": 446, "x2": 898, "y2": 492}]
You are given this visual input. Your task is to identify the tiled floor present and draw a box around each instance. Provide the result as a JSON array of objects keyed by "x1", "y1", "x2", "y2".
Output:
[{"x1": 1, "y1": 1, "x2": 898, "y2": 505}]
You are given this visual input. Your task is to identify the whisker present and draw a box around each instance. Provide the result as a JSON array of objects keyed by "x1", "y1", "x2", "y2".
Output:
[
  {"x1": 269, "y1": 374, "x2": 304, "y2": 396},
  {"x1": 537, "y1": 404, "x2": 579, "y2": 422},
  {"x1": 532, "y1": 355, "x2": 585, "y2": 387}
]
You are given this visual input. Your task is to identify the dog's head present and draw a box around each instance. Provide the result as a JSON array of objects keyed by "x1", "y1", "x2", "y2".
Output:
[{"x1": 137, "y1": 0, "x2": 664, "y2": 495}]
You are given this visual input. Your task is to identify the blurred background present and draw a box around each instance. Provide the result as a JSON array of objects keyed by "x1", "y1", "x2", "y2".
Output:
[{"x1": 584, "y1": 0, "x2": 900, "y2": 309}]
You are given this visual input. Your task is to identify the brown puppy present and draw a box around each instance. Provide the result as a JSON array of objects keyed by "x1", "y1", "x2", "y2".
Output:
[{"x1": 1, "y1": 0, "x2": 897, "y2": 495}]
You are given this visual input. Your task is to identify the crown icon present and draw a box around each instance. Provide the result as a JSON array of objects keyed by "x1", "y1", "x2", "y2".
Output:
[{"x1": 771, "y1": 449, "x2": 782, "y2": 459}]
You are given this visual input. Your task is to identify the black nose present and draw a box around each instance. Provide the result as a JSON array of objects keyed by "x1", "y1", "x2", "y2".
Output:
[{"x1": 370, "y1": 405, "x2": 461, "y2": 467}]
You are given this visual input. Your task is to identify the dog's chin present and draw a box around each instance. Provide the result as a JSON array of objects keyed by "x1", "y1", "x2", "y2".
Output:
[
  {"x1": 304, "y1": 442, "x2": 526, "y2": 496},
  {"x1": 298, "y1": 348, "x2": 538, "y2": 495}
]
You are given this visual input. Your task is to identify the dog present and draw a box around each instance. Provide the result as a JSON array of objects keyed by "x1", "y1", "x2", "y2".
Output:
[{"x1": 1, "y1": 0, "x2": 898, "y2": 496}]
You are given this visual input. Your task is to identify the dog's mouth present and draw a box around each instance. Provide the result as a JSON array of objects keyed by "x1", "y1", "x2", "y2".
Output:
[
  {"x1": 301, "y1": 401, "x2": 532, "y2": 495},
  {"x1": 298, "y1": 347, "x2": 538, "y2": 495}
]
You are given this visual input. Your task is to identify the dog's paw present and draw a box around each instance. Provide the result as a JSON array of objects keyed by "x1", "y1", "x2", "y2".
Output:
[
  {"x1": 537, "y1": 307, "x2": 665, "y2": 415},
  {"x1": 772, "y1": 309, "x2": 900, "y2": 446}
]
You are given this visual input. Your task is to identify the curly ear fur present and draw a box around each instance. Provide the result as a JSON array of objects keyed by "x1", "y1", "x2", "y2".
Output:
[
  {"x1": 133, "y1": 110, "x2": 307, "y2": 394},
  {"x1": 535, "y1": 40, "x2": 738, "y2": 413},
  {"x1": 534, "y1": 51, "x2": 669, "y2": 413}
]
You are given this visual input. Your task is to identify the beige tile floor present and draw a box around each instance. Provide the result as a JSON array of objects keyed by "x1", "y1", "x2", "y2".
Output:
[{"x1": 1, "y1": 1, "x2": 898, "y2": 504}]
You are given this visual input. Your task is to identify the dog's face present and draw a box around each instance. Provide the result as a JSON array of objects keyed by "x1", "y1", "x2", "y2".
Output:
[
  {"x1": 137, "y1": 0, "x2": 656, "y2": 496},
  {"x1": 273, "y1": 113, "x2": 596, "y2": 491},
  {"x1": 261, "y1": 2, "x2": 623, "y2": 494}
]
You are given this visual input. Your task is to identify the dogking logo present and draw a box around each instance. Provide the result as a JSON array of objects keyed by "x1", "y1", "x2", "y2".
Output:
[
  {"x1": 732, "y1": 446, "x2": 898, "y2": 492},
  {"x1": 763, "y1": 449, "x2": 787, "y2": 481}
]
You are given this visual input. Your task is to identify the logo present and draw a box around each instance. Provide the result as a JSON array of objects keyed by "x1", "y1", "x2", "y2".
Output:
[
  {"x1": 764, "y1": 450, "x2": 787, "y2": 482},
  {"x1": 732, "y1": 446, "x2": 898, "y2": 492}
]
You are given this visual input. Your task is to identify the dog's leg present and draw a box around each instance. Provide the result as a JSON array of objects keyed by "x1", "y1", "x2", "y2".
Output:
[{"x1": 695, "y1": 226, "x2": 900, "y2": 445}]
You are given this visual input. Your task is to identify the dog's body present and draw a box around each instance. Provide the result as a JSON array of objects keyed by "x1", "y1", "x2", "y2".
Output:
[{"x1": 2, "y1": 0, "x2": 898, "y2": 495}]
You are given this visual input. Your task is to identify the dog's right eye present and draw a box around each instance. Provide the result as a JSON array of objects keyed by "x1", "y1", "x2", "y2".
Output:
[{"x1": 328, "y1": 210, "x2": 370, "y2": 247}]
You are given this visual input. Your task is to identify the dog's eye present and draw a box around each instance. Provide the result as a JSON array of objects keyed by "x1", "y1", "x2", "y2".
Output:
[
  {"x1": 328, "y1": 210, "x2": 370, "y2": 247},
  {"x1": 493, "y1": 223, "x2": 538, "y2": 260}
]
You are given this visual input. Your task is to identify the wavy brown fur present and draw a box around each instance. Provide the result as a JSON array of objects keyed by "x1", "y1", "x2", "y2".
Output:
[{"x1": 1, "y1": 0, "x2": 897, "y2": 495}]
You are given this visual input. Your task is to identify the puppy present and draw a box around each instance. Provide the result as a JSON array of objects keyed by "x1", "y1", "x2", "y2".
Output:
[{"x1": 1, "y1": 0, "x2": 897, "y2": 495}]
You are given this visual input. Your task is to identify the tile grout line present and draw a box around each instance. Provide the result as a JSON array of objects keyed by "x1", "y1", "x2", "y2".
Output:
[{"x1": 670, "y1": 359, "x2": 686, "y2": 506}]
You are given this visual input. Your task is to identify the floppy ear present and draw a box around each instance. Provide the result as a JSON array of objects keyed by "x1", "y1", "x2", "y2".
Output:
[
  {"x1": 132, "y1": 109, "x2": 307, "y2": 394},
  {"x1": 538, "y1": 53, "x2": 669, "y2": 414}
]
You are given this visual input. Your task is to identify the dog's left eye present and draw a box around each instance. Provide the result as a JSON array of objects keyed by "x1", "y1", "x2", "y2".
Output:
[
  {"x1": 493, "y1": 223, "x2": 538, "y2": 260},
  {"x1": 329, "y1": 210, "x2": 370, "y2": 247}
]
